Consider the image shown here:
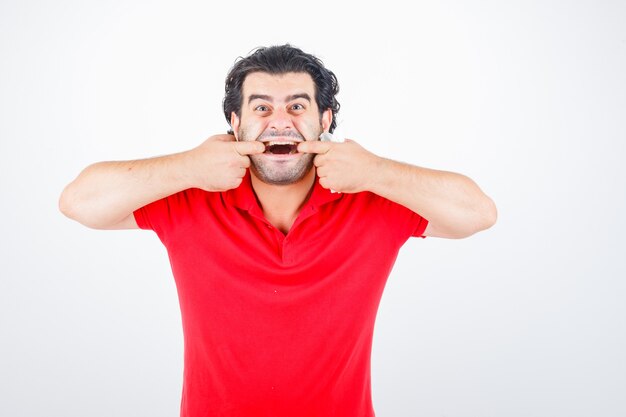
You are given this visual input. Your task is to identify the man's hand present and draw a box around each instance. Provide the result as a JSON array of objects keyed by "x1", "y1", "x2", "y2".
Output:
[
  {"x1": 188, "y1": 134, "x2": 265, "y2": 191},
  {"x1": 297, "y1": 139, "x2": 381, "y2": 193}
]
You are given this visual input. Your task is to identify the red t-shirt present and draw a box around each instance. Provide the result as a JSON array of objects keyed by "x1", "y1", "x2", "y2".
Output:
[{"x1": 134, "y1": 175, "x2": 427, "y2": 417}]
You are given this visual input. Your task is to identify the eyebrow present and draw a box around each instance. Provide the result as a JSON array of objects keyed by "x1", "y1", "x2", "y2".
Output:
[
  {"x1": 286, "y1": 93, "x2": 312, "y2": 102},
  {"x1": 247, "y1": 93, "x2": 312, "y2": 104},
  {"x1": 247, "y1": 94, "x2": 272, "y2": 103}
]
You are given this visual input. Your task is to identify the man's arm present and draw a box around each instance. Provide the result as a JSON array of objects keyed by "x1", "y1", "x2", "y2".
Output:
[
  {"x1": 298, "y1": 140, "x2": 497, "y2": 239},
  {"x1": 59, "y1": 135, "x2": 264, "y2": 230},
  {"x1": 366, "y1": 158, "x2": 496, "y2": 238}
]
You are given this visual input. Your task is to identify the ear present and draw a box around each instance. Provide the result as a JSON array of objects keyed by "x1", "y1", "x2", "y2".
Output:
[
  {"x1": 321, "y1": 108, "x2": 333, "y2": 132},
  {"x1": 230, "y1": 112, "x2": 241, "y2": 140}
]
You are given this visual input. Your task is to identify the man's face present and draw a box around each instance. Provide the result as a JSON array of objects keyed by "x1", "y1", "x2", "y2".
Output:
[{"x1": 231, "y1": 71, "x2": 331, "y2": 185}]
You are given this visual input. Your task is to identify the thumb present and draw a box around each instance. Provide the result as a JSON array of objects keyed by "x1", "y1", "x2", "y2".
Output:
[{"x1": 234, "y1": 141, "x2": 265, "y2": 155}]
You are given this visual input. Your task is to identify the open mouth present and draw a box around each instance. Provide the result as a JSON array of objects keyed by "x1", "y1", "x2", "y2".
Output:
[{"x1": 263, "y1": 141, "x2": 300, "y2": 155}]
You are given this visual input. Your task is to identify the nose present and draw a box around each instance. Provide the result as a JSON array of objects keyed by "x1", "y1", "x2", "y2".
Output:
[{"x1": 267, "y1": 107, "x2": 294, "y2": 132}]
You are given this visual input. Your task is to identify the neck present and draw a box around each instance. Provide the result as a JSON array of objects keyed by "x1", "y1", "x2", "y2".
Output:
[{"x1": 250, "y1": 168, "x2": 316, "y2": 234}]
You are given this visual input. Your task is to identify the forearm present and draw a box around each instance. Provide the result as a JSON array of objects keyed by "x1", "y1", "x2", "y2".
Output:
[
  {"x1": 60, "y1": 135, "x2": 263, "y2": 229},
  {"x1": 59, "y1": 151, "x2": 193, "y2": 229},
  {"x1": 368, "y1": 158, "x2": 497, "y2": 238}
]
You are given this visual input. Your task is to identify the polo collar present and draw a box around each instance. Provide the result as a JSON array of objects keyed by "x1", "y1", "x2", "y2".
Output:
[{"x1": 224, "y1": 171, "x2": 343, "y2": 216}]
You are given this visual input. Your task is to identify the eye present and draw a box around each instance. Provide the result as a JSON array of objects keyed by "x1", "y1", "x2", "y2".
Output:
[
  {"x1": 255, "y1": 105, "x2": 270, "y2": 112},
  {"x1": 291, "y1": 103, "x2": 305, "y2": 111}
]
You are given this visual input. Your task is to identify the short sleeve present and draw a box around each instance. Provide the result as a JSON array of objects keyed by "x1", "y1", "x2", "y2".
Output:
[
  {"x1": 366, "y1": 192, "x2": 429, "y2": 241},
  {"x1": 401, "y1": 204, "x2": 428, "y2": 239},
  {"x1": 411, "y1": 216, "x2": 428, "y2": 238},
  {"x1": 132, "y1": 188, "x2": 202, "y2": 244},
  {"x1": 133, "y1": 198, "x2": 164, "y2": 231},
  {"x1": 410, "y1": 212, "x2": 429, "y2": 238}
]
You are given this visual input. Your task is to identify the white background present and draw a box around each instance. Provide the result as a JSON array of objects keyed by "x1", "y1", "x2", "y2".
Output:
[{"x1": 1, "y1": 1, "x2": 625, "y2": 416}]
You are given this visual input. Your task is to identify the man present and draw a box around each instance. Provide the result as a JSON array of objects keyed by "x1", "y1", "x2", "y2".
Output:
[{"x1": 60, "y1": 44, "x2": 496, "y2": 417}]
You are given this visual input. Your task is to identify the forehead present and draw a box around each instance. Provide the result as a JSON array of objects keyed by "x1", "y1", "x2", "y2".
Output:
[{"x1": 242, "y1": 72, "x2": 316, "y2": 100}]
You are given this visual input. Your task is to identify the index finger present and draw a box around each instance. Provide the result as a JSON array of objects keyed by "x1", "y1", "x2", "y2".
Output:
[
  {"x1": 233, "y1": 141, "x2": 265, "y2": 155},
  {"x1": 298, "y1": 141, "x2": 332, "y2": 154}
]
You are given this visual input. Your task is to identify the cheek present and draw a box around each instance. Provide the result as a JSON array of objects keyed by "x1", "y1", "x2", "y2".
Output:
[
  {"x1": 293, "y1": 118, "x2": 323, "y2": 140},
  {"x1": 240, "y1": 119, "x2": 267, "y2": 140}
]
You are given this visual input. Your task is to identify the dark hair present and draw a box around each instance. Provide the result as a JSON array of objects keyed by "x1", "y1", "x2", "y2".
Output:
[{"x1": 223, "y1": 44, "x2": 340, "y2": 133}]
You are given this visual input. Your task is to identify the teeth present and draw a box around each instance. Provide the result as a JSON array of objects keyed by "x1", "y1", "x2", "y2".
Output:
[{"x1": 266, "y1": 141, "x2": 298, "y2": 146}]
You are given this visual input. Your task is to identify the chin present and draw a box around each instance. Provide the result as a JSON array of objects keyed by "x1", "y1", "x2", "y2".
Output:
[{"x1": 250, "y1": 160, "x2": 314, "y2": 186}]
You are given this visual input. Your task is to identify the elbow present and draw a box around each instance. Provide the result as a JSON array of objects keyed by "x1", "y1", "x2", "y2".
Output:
[
  {"x1": 59, "y1": 164, "x2": 107, "y2": 229},
  {"x1": 428, "y1": 205, "x2": 497, "y2": 240},
  {"x1": 481, "y1": 195, "x2": 498, "y2": 231},
  {"x1": 467, "y1": 195, "x2": 497, "y2": 237},
  {"x1": 457, "y1": 176, "x2": 497, "y2": 238},
  {"x1": 58, "y1": 182, "x2": 101, "y2": 229},
  {"x1": 58, "y1": 184, "x2": 78, "y2": 220},
  {"x1": 450, "y1": 196, "x2": 498, "y2": 239}
]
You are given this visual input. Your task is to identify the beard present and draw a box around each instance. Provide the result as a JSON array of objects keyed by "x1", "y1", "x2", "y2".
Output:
[{"x1": 238, "y1": 126, "x2": 321, "y2": 185}]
